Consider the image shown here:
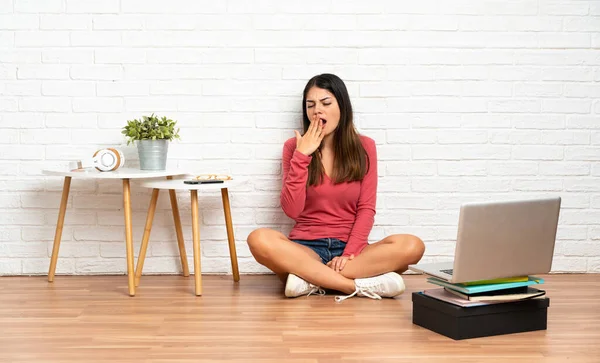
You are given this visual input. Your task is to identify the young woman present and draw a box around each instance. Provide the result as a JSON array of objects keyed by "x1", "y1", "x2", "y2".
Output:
[{"x1": 247, "y1": 74, "x2": 425, "y2": 302}]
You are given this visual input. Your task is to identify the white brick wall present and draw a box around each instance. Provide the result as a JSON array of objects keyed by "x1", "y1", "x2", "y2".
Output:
[{"x1": 1, "y1": 0, "x2": 599, "y2": 275}]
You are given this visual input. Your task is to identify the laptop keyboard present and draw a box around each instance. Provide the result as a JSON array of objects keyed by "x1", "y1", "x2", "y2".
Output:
[{"x1": 440, "y1": 269, "x2": 453, "y2": 275}]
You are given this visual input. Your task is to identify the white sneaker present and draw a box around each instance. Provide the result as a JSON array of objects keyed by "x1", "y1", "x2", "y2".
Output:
[
  {"x1": 285, "y1": 274, "x2": 326, "y2": 298},
  {"x1": 335, "y1": 272, "x2": 406, "y2": 302}
]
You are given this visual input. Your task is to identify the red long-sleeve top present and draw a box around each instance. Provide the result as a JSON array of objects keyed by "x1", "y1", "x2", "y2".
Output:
[{"x1": 280, "y1": 135, "x2": 377, "y2": 257}]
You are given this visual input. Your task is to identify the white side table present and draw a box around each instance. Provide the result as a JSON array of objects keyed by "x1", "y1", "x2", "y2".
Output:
[
  {"x1": 42, "y1": 168, "x2": 187, "y2": 296},
  {"x1": 135, "y1": 178, "x2": 243, "y2": 296}
]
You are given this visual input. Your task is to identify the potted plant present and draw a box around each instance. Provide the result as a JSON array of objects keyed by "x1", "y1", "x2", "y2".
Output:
[{"x1": 121, "y1": 114, "x2": 180, "y2": 171}]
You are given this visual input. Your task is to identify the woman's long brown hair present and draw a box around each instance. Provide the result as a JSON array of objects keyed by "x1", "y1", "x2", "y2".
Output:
[{"x1": 302, "y1": 74, "x2": 369, "y2": 186}]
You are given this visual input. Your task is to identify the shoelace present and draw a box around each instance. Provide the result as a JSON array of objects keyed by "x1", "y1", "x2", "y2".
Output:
[
  {"x1": 334, "y1": 287, "x2": 382, "y2": 303},
  {"x1": 307, "y1": 286, "x2": 326, "y2": 297}
]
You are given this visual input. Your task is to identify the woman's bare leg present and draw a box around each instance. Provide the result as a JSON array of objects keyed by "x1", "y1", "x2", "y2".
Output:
[
  {"x1": 338, "y1": 234, "x2": 425, "y2": 279},
  {"x1": 247, "y1": 228, "x2": 356, "y2": 294}
]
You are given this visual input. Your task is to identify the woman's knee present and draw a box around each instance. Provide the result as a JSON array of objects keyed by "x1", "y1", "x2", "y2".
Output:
[
  {"x1": 246, "y1": 228, "x2": 279, "y2": 259},
  {"x1": 405, "y1": 234, "x2": 425, "y2": 263},
  {"x1": 389, "y1": 234, "x2": 425, "y2": 263}
]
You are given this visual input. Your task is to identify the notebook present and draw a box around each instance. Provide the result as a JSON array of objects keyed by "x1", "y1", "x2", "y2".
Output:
[
  {"x1": 421, "y1": 289, "x2": 490, "y2": 308},
  {"x1": 443, "y1": 286, "x2": 546, "y2": 302},
  {"x1": 462, "y1": 276, "x2": 529, "y2": 286},
  {"x1": 427, "y1": 276, "x2": 545, "y2": 294}
]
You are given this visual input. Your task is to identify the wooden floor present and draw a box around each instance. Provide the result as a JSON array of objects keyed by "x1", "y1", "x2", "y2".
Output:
[{"x1": 0, "y1": 274, "x2": 598, "y2": 363}]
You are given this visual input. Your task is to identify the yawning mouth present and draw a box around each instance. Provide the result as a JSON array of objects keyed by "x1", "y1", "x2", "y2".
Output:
[{"x1": 320, "y1": 118, "x2": 327, "y2": 125}]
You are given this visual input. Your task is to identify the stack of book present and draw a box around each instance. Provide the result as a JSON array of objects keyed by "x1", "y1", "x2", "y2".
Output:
[{"x1": 421, "y1": 276, "x2": 546, "y2": 307}]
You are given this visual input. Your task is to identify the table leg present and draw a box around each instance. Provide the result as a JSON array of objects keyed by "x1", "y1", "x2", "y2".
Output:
[
  {"x1": 123, "y1": 178, "x2": 135, "y2": 297},
  {"x1": 221, "y1": 188, "x2": 240, "y2": 282},
  {"x1": 190, "y1": 190, "x2": 202, "y2": 296},
  {"x1": 167, "y1": 178, "x2": 189, "y2": 277},
  {"x1": 134, "y1": 188, "x2": 160, "y2": 287},
  {"x1": 48, "y1": 176, "x2": 71, "y2": 282}
]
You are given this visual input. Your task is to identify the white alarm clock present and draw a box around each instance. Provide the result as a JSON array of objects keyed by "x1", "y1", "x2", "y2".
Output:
[{"x1": 69, "y1": 148, "x2": 125, "y2": 172}]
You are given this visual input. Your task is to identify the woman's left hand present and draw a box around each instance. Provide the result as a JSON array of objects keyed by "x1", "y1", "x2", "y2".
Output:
[{"x1": 327, "y1": 254, "x2": 354, "y2": 272}]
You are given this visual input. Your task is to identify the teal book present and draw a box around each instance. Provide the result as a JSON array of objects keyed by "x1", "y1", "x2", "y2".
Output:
[{"x1": 426, "y1": 276, "x2": 544, "y2": 294}]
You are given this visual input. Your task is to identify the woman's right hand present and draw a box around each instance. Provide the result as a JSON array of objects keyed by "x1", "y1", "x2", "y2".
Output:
[{"x1": 294, "y1": 114, "x2": 324, "y2": 156}]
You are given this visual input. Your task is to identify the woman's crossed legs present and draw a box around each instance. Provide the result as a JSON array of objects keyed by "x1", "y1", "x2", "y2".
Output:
[{"x1": 246, "y1": 228, "x2": 425, "y2": 299}]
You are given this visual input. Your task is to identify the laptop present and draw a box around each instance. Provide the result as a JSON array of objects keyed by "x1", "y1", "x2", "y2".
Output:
[{"x1": 408, "y1": 197, "x2": 561, "y2": 284}]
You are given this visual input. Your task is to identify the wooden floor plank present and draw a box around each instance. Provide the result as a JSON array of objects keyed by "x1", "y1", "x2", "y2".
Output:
[{"x1": 0, "y1": 274, "x2": 598, "y2": 362}]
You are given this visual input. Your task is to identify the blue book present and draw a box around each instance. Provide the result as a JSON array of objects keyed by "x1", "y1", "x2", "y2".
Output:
[{"x1": 426, "y1": 276, "x2": 544, "y2": 294}]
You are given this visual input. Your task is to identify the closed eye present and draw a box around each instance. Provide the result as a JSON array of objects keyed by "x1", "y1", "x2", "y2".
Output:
[{"x1": 306, "y1": 103, "x2": 330, "y2": 108}]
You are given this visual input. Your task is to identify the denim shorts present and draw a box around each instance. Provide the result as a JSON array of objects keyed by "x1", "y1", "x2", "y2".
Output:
[{"x1": 291, "y1": 237, "x2": 346, "y2": 264}]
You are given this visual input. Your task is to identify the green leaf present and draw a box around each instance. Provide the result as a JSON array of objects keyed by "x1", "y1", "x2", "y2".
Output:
[{"x1": 122, "y1": 114, "x2": 180, "y2": 143}]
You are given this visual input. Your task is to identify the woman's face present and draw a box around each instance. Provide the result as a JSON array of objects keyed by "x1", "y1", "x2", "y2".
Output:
[{"x1": 305, "y1": 86, "x2": 340, "y2": 137}]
